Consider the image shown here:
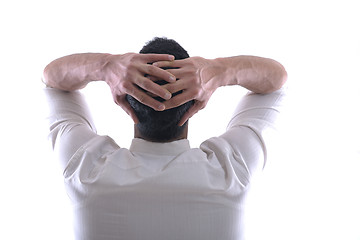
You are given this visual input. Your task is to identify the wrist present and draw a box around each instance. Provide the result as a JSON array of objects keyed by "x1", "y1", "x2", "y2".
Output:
[
  {"x1": 208, "y1": 57, "x2": 231, "y2": 88},
  {"x1": 102, "y1": 53, "x2": 139, "y2": 88},
  {"x1": 102, "y1": 53, "x2": 119, "y2": 86}
]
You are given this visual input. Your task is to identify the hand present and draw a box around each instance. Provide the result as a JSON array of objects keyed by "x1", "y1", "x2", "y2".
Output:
[
  {"x1": 154, "y1": 57, "x2": 223, "y2": 126},
  {"x1": 103, "y1": 53, "x2": 176, "y2": 123}
]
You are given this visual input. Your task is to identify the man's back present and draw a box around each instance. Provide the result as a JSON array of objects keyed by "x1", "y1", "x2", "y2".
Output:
[
  {"x1": 68, "y1": 138, "x2": 244, "y2": 239},
  {"x1": 43, "y1": 37, "x2": 287, "y2": 239},
  {"x1": 45, "y1": 85, "x2": 285, "y2": 240}
]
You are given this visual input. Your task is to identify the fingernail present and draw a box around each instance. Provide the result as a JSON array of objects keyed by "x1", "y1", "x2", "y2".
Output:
[
  {"x1": 169, "y1": 76, "x2": 176, "y2": 82},
  {"x1": 169, "y1": 55, "x2": 175, "y2": 60},
  {"x1": 165, "y1": 92, "x2": 172, "y2": 99},
  {"x1": 159, "y1": 105, "x2": 165, "y2": 111}
]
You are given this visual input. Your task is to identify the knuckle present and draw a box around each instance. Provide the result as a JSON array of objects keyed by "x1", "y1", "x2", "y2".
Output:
[
  {"x1": 147, "y1": 64, "x2": 155, "y2": 72},
  {"x1": 126, "y1": 64, "x2": 137, "y2": 73},
  {"x1": 141, "y1": 80, "x2": 152, "y2": 90},
  {"x1": 162, "y1": 82, "x2": 174, "y2": 92},
  {"x1": 127, "y1": 52, "x2": 137, "y2": 60},
  {"x1": 166, "y1": 85, "x2": 176, "y2": 93},
  {"x1": 137, "y1": 94, "x2": 146, "y2": 103},
  {"x1": 119, "y1": 80, "x2": 131, "y2": 90},
  {"x1": 147, "y1": 65, "x2": 159, "y2": 76}
]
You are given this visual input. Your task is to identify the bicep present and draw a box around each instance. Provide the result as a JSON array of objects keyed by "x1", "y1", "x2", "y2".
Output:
[
  {"x1": 44, "y1": 88, "x2": 98, "y2": 170},
  {"x1": 50, "y1": 122, "x2": 98, "y2": 171},
  {"x1": 224, "y1": 88, "x2": 286, "y2": 170},
  {"x1": 221, "y1": 126, "x2": 266, "y2": 176}
]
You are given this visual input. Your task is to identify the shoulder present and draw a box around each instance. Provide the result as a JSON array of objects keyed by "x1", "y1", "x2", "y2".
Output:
[
  {"x1": 64, "y1": 135, "x2": 120, "y2": 178},
  {"x1": 199, "y1": 129, "x2": 265, "y2": 186}
]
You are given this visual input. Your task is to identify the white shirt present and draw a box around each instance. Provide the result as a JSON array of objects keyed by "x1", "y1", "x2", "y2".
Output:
[{"x1": 44, "y1": 87, "x2": 285, "y2": 240}]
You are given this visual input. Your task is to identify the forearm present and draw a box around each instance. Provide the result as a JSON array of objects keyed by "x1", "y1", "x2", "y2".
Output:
[
  {"x1": 213, "y1": 55, "x2": 287, "y2": 94},
  {"x1": 43, "y1": 53, "x2": 110, "y2": 91}
]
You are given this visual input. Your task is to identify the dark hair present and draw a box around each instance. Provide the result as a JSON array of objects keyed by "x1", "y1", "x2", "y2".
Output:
[{"x1": 126, "y1": 37, "x2": 194, "y2": 142}]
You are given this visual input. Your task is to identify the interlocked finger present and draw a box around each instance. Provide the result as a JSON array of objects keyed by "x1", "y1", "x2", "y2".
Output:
[
  {"x1": 163, "y1": 90, "x2": 195, "y2": 110},
  {"x1": 125, "y1": 85, "x2": 166, "y2": 111},
  {"x1": 134, "y1": 76, "x2": 172, "y2": 100}
]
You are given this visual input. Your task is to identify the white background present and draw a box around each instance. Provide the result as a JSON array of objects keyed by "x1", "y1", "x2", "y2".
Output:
[{"x1": 1, "y1": 0, "x2": 359, "y2": 239}]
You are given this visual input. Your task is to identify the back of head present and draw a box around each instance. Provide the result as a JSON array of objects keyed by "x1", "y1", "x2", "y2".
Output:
[{"x1": 126, "y1": 37, "x2": 194, "y2": 142}]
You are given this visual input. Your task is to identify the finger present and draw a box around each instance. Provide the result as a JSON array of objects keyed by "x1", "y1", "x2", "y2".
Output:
[
  {"x1": 140, "y1": 53, "x2": 175, "y2": 63},
  {"x1": 135, "y1": 76, "x2": 172, "y2": 100},
  {"x1": 178, "y1": 102, "x2": 203, "y2": 126},
  {"x1": 126, "y1": 85, "x2": 166, "y2": 111},
  {"x1": 153, "y1": 59, "x2": 186, "y2": 68},
  {"x1": 163, "y1": 90, "x2": 195, "y2": 110},
  {"x1": 163, "y1": 68, "x2": 189, "y2": 79},
  {"x1": 162, "y1": 79, "x2": 189, "y2": 94},
  {"x1": 121, "y1": 103, "x2": 140, "y2": 124},
  {"x1": 114, "y1": 95, "x2": 139, "y2": 124},
  {"x1": 178, "y1": 111, "x2": 191, "y2": 126},
  {"x1": 141, "y1": 64, "x2": 176, "y2": 82},
  {"x1": 147, "y1": 75, "x2": 161, "y2": 81}
]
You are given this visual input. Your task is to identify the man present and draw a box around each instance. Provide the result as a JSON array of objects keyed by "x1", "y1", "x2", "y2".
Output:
[{"x1": 43, "y1": 37, "x2": 287, "y2": 240}]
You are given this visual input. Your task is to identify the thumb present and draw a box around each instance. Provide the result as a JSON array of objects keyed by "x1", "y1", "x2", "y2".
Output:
[
  {"x1": 178, "y1": 103, "x2": 201, "y2": 126},
  {"x1": 115, "y1": 95, "x2": 139, "y2": 124}
]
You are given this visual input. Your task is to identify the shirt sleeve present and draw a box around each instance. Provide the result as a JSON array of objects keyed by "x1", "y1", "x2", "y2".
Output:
[
  {"x1": 44, "y1": 87, "x2": 99, "y2": 170},
  {"x1": 201, "y1": 87, "x2": 286, "y2": 186}
]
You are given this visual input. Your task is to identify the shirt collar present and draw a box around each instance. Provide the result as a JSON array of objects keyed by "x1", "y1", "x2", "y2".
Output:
[{"x1": 130, "y1": 138, "x2": 191, "y2": 156}]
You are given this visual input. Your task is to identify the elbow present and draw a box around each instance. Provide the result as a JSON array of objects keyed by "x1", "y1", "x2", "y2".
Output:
[
  {"x1": 42, "y1": 64, "x2": 71, "y2": 91},
  {"x1": 277, "y1": 65, "x2": 288, "y2": 89},
  {"x1": 274, "y1": 67, "x2": 288, "y2": 91},
  {"x1": 42, "y1": 68, "x2": 52, "y2": 87},
  {"x1": 263, "y1": 65, "x2": 288, "y2": 94},
  {"x1": 42, "y1": 64, "x2": 55, "y2": 87}
]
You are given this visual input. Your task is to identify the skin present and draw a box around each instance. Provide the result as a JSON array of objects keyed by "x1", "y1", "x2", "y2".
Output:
[
  {"x1": 43, "y1": 53, "x2": 177, "y2": 123},
  {"x1": 43, "y1": 52, "x2": 287, "y2": 141},
  {"x1": 134, "y1": 124, "x2": 188, "y2": 141},
  {"x1": 153, "y1": 56, "x2": 287, "y2": 125}
]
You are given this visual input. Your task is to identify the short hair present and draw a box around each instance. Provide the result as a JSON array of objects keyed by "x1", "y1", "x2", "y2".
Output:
[{"x1": 126, "y1": 37, "x2": 194, "y2": 142}]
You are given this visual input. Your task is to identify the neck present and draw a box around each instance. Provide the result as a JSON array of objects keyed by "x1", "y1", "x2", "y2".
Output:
[{"x1": 134, "y1": 124, "x2": 188, "y2": 143}]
